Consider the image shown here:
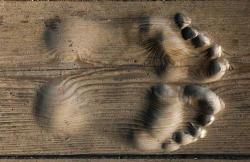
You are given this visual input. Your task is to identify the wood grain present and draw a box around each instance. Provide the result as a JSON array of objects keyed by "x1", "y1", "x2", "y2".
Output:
[
  {"x1": 1, "y1": 160, "x2": 250, "y2": 162},
  {"x1": 0, "y1": 0, "x2": 249, "y2": 157},
  {"x1": 1, "y1": 160, "x2": 249, "y2": 162}
]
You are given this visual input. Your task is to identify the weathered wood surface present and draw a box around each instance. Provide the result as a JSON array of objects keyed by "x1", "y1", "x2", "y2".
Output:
[
  {"x1": 1, "y1": 160, "x2": 250, "y2": 162},
  {"x1": 2, "y1": 160, "x2": 249, "y2": 162},
  {"x1": 0, "y1": 0, "x2": 250, "y2": 158}
]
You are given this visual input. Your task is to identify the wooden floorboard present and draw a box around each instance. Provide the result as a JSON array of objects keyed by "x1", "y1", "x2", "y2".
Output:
[
  {"x1": 0, "y1": 0, "x2": 249, "y2": 158},
  {"x1": 1, "y1": 160, "x2": 250, "y2": 162}
]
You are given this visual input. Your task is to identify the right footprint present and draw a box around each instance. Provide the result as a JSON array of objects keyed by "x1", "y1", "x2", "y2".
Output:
[{"x1": 133, "y1": 13, "x2": 229, "y2": 152}]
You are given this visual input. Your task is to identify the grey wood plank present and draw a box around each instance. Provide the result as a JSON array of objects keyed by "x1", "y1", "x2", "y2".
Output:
[{"x1": 0, "y1": 1, "x2": 249, "y2": 155}]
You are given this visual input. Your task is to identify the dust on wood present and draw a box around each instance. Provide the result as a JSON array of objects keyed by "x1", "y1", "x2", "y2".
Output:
[{"x1": 0, "y1": 1, "x2": 249, "y2": 155}]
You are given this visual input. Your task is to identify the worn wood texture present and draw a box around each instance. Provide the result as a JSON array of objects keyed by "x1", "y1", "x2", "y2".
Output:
[
  {"x1": 0, "y1": 1, "x2": 250, "y2": 157},
  {"x1": 1, "y1": 160, "x2": 249, "y2": 162}
]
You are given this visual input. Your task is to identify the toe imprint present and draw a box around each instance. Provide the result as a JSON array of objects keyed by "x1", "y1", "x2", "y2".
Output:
[
  {"x1": 202, "y1": 57, "x2": 230, "y2": 83},
  {"x1": 174, "y1": 12, "x2": 192, "y2": 29},
  {"x1": 208, "y1": 59, "x2": 223, "y2": 76},
  {"x1": 196, "y1": 114, "x2": 215, "y2": 126},
  {"x1": 183, "y1": 85, "x2": 225, "y2": 114},
  {"x1": 191, "y1": 34, "x2": 211, "y2": 48},
  {"x1": 206, "y1": 44, "x2": 222, "y2": 59},
  {"x1": 181, "y1": 26, "x2": 199, "y2": 40}
]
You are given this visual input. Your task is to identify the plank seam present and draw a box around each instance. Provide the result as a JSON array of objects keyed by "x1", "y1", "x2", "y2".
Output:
[{"x1": 0, "y1": 154, "x2": 249, "y2": 160}]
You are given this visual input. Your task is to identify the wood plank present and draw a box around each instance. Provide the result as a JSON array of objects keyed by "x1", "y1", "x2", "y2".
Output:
[
  {"x1": 1, "y1": 1, "x2": 250, "y2": 71},
  {"x1": 1, "y1": 160, "x2": 250, "y2": 162},
  {"x1": 0, "y1": 68, "x2": 249, "y2": 154},
  {"x1": 0, "y1": 1, "x2": 249, "y2": 156}
]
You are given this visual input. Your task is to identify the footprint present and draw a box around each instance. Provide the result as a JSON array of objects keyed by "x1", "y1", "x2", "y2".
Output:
[
  {"x1": 133, "y1": 13, "x2": 229, "y2": 151},
  {"x1": 138, "y1": 13, "x2": 229, "y2": 83},
  {"x1": 134, "y1": 84, "x2": 225, "y2": 151},
  {"x1": 35, "y1": 13, "x2": 229, "y2": 152}
]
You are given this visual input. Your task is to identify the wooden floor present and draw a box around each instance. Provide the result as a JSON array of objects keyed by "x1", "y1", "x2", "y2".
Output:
[{"x1": 0, "y1": 1, "x2": 250, "y2": 161}]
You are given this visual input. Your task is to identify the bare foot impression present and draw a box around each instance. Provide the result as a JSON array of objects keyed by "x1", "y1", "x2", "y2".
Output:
[{"x1": 35, "y1": 13, "x2": 229, "y2": 152}]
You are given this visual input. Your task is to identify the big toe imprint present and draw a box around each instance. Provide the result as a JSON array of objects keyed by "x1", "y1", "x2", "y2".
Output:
[{"x1": 134, "y1": 13, "x2": 229, "y2": 152}]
